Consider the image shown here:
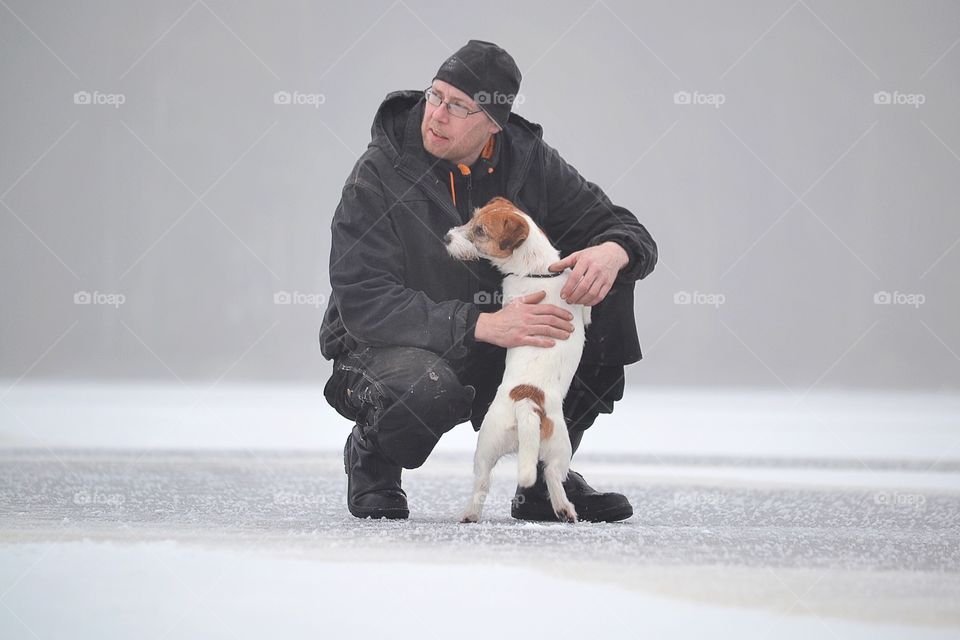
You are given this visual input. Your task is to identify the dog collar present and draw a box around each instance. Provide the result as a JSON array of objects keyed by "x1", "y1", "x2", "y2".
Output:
[{"x1": 504, "y1": 270, "x2": 565, "y2": 278}]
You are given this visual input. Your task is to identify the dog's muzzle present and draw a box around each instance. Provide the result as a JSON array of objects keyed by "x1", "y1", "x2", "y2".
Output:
[{"x1": 444, "y1": 227, "x2": 480, "y2": 260}]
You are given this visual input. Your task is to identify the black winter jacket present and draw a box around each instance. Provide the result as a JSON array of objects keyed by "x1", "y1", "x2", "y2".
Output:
[{"x1": 320, "y1": 91, "x2": 657, "y2": 366}]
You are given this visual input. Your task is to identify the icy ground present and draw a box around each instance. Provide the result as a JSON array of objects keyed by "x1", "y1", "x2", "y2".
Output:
[{"x1": 1, "y1": 383, "x2": 959, "y2": 639}]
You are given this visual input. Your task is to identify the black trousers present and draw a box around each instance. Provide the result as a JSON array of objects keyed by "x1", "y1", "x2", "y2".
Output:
[{"x1": 324, "y1": 343, "x2": 625, "y2": 469}]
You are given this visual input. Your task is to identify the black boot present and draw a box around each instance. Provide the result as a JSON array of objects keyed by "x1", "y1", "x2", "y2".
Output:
[
  {"x1": 511, "y1": 429, "x2": 633, "y2": 523},
  {"x1": 343, "y1": 425, "x2": 409, "y2": 519}
]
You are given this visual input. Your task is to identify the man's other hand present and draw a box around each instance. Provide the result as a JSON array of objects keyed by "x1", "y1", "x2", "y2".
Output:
[{"x1": 549, "y1": 241, "x2": 629, "y2": 306}]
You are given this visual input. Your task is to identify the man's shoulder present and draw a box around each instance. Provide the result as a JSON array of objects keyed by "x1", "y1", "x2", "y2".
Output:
[
  {"x1": 504, "y1": 110, "x2": 543, "y2": 140},
  {"x1": 503, "y1": 110, "x2": 546, "y2": 154},
  {"x1": 343, "y1": 147, "x2": 390, "y2": 194},
  {"x1": 500, "y1": 110, "x2": 558, "y2": 177}
]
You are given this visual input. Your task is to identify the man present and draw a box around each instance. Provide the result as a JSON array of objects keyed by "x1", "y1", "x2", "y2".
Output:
[{"x1": 320, "y1": 40, "x2": 657, "y2": 521}]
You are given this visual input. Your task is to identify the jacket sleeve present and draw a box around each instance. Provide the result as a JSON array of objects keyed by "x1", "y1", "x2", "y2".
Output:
[
  {"x1": 539, "y1": 140, "x2": 657, "y2": 283},
  {"x1": 329, "y1": 179, "x2": 479, "y2": 358}
]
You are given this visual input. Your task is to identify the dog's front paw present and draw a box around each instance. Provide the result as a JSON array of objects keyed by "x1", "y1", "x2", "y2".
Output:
[{"x1": 460, "y1": 512, "x2": 480, "y2": 524}]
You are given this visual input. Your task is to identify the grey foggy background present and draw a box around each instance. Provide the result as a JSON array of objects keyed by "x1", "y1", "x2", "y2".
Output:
[{"x1": 1, "y1": 0, "x2": 958, "y2": 390}]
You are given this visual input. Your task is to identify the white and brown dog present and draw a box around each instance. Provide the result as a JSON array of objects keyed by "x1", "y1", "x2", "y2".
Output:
[{"x1": 444, "y1": 197, "x2": 590, "y2": 523}]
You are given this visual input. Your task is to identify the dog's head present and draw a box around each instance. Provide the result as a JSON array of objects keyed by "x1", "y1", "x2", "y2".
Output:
[{"x1": 444, "y1": 197, "x2": 529, "y2": 263}]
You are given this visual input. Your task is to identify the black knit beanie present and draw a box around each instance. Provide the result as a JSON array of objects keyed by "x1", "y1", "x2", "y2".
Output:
[{"x1": 433, "y1": 40, "x2": 521, "y2": 130}]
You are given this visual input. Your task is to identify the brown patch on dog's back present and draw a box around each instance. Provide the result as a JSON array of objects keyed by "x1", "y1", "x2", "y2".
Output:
[
  {"x1": 509, "y1": 384, "x2": 554, "y2": 440},
  {"x1": 509, "y1": 383, "x2": 544, "y2": 405}
]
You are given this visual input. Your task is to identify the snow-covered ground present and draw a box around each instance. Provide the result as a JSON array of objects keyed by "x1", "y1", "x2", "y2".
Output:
[
  {"x1": 1, "y1": 541, "x2": 954, "y2": 640},
  {"x1": 1, "y1": 382, "x2": 958, "y2": 639}
]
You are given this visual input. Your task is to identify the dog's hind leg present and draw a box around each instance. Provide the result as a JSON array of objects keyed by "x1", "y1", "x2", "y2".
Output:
[
  {"x1": 542, "y1": 416, "x2": 577, "y2": 523},
  {"x1": 515, "y1": 398, "x2": 542, "y2": 488},
  {"x1": 544, "y1": 461, "x2": 577, "y2": 523}
]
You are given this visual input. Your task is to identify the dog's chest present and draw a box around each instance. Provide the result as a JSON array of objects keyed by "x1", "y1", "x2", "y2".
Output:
[{"x1": 502, "y1": 273, "x2": 585, "y2": 339}]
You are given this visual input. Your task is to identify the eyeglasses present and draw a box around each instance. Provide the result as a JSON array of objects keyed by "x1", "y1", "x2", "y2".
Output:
[{"x1": 424, "y1": 88, "x2": 483, "y2": 119}]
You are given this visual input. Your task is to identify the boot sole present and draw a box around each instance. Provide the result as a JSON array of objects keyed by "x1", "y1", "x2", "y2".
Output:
[{"x1": 347, "y1": 505, "x2": 410, "y2": 519}]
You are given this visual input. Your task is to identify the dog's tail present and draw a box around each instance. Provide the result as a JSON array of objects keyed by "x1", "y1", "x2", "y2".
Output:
[{"x1": 514, "y1": 398, "x2": 543, "y2": 488}]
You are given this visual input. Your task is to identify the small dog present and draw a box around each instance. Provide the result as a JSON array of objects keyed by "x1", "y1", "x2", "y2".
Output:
[{"x1": 444, "y1": 197, "x2": 590, "y2": 523}]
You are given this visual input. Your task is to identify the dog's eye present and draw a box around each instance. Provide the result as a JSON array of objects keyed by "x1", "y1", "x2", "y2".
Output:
[{"x1": 474, "y1": 226, "x2": 486, "y2": 238}]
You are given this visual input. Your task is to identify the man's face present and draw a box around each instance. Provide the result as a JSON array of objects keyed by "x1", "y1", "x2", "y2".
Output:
[{"x1": 421, "y1": 79, "x2": 500, "y2": 166}]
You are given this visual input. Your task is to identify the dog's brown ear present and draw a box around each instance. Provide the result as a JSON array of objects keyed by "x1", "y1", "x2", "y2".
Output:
[{"x1": 498, "y1": 215, "x2": 529, "y2": 251}]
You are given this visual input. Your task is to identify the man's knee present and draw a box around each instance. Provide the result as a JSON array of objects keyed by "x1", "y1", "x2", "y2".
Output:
[{"x1": 331, "y1": 346, "x2": 475, "y2": 468}]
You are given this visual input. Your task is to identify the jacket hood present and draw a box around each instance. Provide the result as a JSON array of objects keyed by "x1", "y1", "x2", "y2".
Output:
[{"x1": 369, "y1": 90, "x2": 419, "y2": 164}]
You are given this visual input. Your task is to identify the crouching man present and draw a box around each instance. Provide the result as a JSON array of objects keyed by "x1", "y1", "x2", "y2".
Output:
[{"x1": 320, "y1": 40, "x2": 657, "y2": 521}]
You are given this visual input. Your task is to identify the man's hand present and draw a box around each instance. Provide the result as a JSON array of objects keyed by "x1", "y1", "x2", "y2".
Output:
[
  {"x1": 474, "y1": 290, "x2": 575, "y2": 348},
  {"x1": 549, "y1": 241, "x2": 629, "y2": 306}
]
